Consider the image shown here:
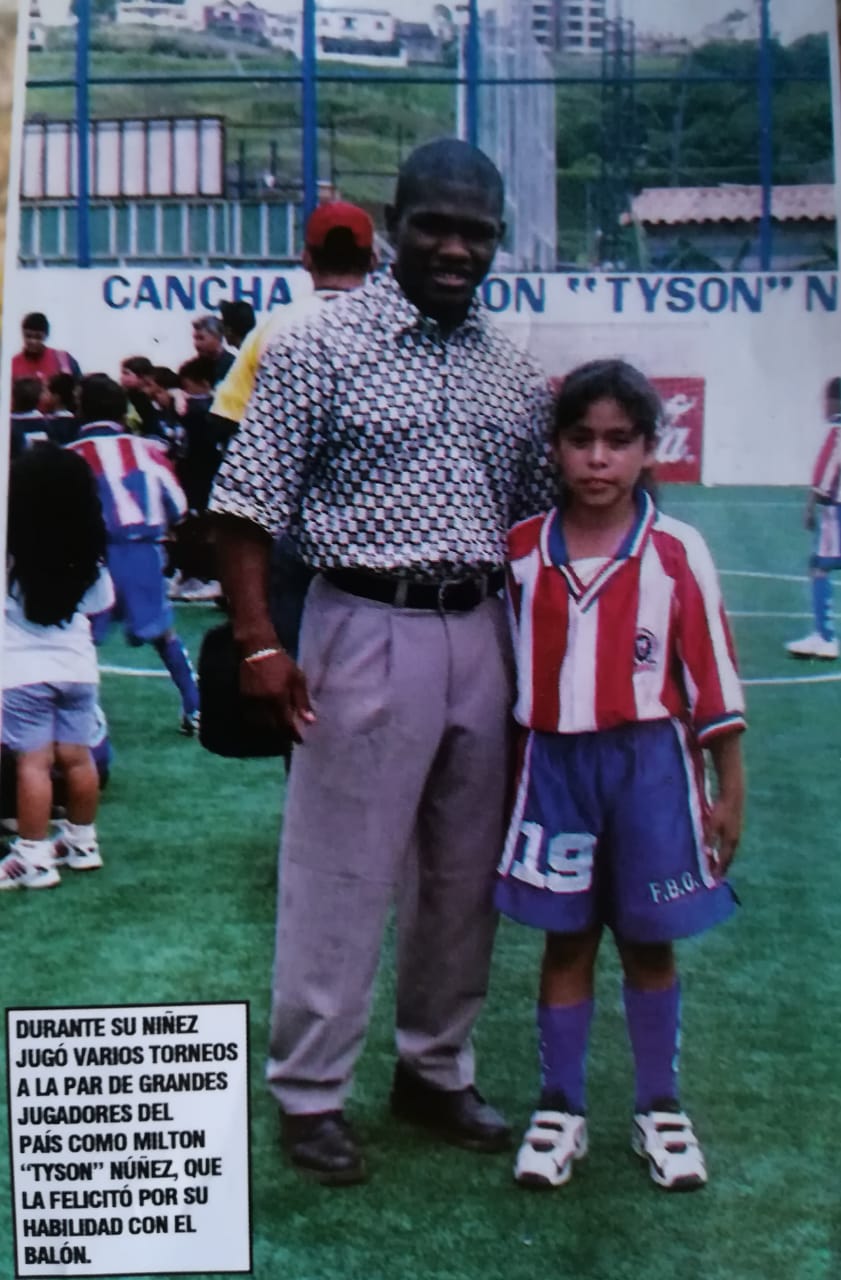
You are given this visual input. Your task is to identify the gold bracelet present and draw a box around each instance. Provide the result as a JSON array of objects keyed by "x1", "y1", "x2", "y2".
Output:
[{"x1": 244, "y1": 647, "x2": 283, "y2": 664}]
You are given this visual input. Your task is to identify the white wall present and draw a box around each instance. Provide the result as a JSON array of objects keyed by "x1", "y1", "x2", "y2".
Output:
[{"x1": 6, "y1": 266, "x2": 840, "y2": 486}]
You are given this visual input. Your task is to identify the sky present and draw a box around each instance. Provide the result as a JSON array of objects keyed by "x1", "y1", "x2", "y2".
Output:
[
  {"x1": 616, "y1": 0, "x2": 833, "y2": 42},
  {"x1": 381, "y1": 0, "x2": 836, "y2": 44}
]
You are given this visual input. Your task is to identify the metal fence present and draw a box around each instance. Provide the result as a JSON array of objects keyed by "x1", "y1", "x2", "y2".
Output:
[
  {"x1": 20, "y1": 0, "x2": 837, "y2": 271},
  {"x1": 19, "y1": 198, "x2": 299, "y2": 265},
  {"x1": 480, "y1": 3, "x2": 557, "y2": 271}
]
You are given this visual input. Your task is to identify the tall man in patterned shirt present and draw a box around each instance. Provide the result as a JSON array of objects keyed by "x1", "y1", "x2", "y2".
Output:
[{"x1": 210, "y1": 139, "x2": 554, "y2": 1185}]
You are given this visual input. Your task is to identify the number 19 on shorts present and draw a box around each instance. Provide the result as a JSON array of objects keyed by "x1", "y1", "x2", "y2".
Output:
[{"x1": 509, "y1": 822, "x2": 596, "y2": 894}]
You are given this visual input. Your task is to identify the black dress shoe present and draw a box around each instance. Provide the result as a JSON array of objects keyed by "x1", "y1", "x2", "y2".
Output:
[
  {"x1": 280, "y1": 1110, "x2": 368, "y2": 1185},
  {"x1": 389, "y1": 1063, "x2": 512, "y2": 1153}
]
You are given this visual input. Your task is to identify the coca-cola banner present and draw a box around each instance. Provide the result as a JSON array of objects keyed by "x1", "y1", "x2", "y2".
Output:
[{"x1": 651, "y1": 377, "x2": 704, "y2": 484}]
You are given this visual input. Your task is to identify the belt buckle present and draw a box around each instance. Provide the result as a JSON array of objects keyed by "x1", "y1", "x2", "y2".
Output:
[
  {"x1": 437, "y1": 574, "x2": 482, "y2": 612},
  {"x1": 437, "y1": 577, "x2": 460, "y2": 612}
]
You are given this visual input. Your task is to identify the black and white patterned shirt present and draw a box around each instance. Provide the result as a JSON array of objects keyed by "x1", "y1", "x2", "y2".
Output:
[{"x1": 210, "y1": 269, "x2": 556, "y2": 580}]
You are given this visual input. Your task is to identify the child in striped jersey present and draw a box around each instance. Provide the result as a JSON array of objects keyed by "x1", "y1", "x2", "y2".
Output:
[
  {"x1": 785, "y1": 375, "x2": 841, "y2": 659},
  {"x1": 67, "y1": 374, "x2": 200, "y2": 736},
  {"x1": 497, "y1": 359, "x2": 745, "y2": 1192}
]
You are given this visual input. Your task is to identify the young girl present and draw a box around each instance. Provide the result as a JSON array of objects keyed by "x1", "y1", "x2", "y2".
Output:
[
  {"x1": 497, "y1": 359, "x2": 745, "y2": 1192},
  {"x1": 1, "y1": 444, "x2": 113, "y2": 889}
]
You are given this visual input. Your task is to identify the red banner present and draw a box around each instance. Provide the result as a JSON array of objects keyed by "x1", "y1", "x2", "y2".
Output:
[{"x1": 651, "y1": 377, "x2": 705, "y2": 484}]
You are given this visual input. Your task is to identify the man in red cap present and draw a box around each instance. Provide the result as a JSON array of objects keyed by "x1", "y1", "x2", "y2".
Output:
[{"x1": 210, "y1": 200, "x2": 375, "y2": 429}]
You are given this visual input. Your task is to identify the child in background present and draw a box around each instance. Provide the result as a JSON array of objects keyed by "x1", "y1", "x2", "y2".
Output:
[
  {"x1": 68, "y1": 373, "x2": 201, "y2": 736},
  {"x1": 785, "y1": 375, "x2": 841, "y2": 659},
  {"x1": 119, "y1": 355, "x2": 159, "y2": 438},
  {"x1": 1, "y1": 445, "x2": 113, "y2": 888},
  {"x1": 177, "y1": 356, "x2": 224, "y2": 513},
  {"x1": 498, "y1": 359, "x2": 745, "y2": 1192},
  {"x1": 9, "y1": 377, "x2": 49, "y2": 460},
  {"x1": 168, "y1": 357, "x2": 224, "y2": 602},
  {"x1": 145, "y1": 366, "x2": 183, "y2": 457},
  {"x1": 39, "y1": 371, "x2": 78, "y2": 445}
]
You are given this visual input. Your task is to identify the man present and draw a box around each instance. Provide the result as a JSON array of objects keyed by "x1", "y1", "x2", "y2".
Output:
[
  {"x1": 210, "y1": 140, "x2": 554, "y2": 1185},
  {"x1": 219, "y1": 300, "x2": 257, "y2": 351},
  {"x1": 12, "y1": 312, "x2": 81, "y2": 385},
  {"x1": 191, "y1": 315, "x2": 235, "y2": 385}
]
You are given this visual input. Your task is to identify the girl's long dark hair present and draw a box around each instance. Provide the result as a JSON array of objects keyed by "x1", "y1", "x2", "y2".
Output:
[{"x1": 7, "y1": 444, "x2": 107, "y2": 626}]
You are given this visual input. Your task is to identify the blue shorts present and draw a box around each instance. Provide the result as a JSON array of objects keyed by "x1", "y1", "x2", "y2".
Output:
[
  {"x1": 495, "y1": 719, "x2": 736, "y2": 944},
  {"x1": 100, "y1": 542, "x2": 172, "y2": 644},
  {"x1": 2, "y1": 683, "x2": 98, "y2": 752}
]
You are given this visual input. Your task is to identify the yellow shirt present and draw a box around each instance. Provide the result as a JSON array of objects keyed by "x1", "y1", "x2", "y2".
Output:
[{"x1": 210, "y1": 290, "x2": 343, "y2": 425}]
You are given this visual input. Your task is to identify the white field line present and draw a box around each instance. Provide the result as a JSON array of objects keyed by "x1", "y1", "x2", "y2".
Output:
[
  {"x1": 95, "y1": 568, "x2": 828, "y2": 687},
  {"x1": 720, "y1": 569, "x2": 809, "y2": 583},
  {"x1": 99, "y1": 664, "x2": 169, "y2": 678},
  {"x1": 743, "y1": 672, "x2": 841, "y2": 687},
  {"x1": 669, "y1": 501, "x2": 802, "y2": 509}
]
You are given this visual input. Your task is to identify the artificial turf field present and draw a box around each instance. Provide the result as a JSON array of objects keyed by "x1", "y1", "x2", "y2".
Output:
[{"x1": 2, "y1": 484, "x2": 840, "y2": 1280}]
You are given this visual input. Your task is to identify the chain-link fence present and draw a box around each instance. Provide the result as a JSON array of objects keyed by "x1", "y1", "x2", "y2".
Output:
[{"x1": 20, "y1": 5, "x2": 837, "y2": 270}]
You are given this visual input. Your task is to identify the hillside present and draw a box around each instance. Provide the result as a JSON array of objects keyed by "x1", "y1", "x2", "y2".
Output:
[
  {"x1": 27, "y1": 28, "x2": 455, "y2": 213},
  {"x1": 24, "y1": 25, "x2": 836, "y2": 266}
]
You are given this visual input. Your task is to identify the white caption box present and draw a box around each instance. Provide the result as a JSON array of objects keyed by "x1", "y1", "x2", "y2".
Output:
[{"x1": 6, "y1": 1002, "x2": 251, "y2": 1277}]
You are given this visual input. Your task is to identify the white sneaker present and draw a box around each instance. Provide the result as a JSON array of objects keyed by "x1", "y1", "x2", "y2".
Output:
[
  {"x1": 180, "y1": 579, "x2": 222, "y2": 602},
  {"x1": 0, "y1": 843, "x2": 61, "y2": 890},
  {"x1": 785, "y1": 632, "x2": 839, "y2": 659},
  {"x1": 53, "y1": 829, "x2": 103, "y2": 872},
  {"x1": 178, "y1": 710, "x2": 201, "y2": 737},
  {"x1": 632, "y1": 1107, "x2": 707, "y2": 1190},
  {"x1": 167, "y1": 570, "x2": 185, "y2": 599},
  {"x1": 514, "y1": 1109, "x2": 588, "y2": 1188}
]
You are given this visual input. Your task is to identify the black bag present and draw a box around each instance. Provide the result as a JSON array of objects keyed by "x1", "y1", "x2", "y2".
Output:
[{"x1": 198, "y1": 623, "x2": 289, "y2": 759}]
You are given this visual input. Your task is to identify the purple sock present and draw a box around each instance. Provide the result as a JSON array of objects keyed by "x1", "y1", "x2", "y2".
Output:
[
  {"x1": 153, "y1": 634, "x2": 199, "y2": 716},
  {"x1": 537, "y1": 999, "x2": 594, "y2": 1114},
  {"x1": 623, "y1": 981, "x2": 681, "y2": 1113}
]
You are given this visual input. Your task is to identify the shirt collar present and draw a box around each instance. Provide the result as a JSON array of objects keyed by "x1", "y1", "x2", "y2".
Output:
[
  {"x1": 538, "y1": 489, "x2": 656, "y2": 610},
  {"x1": 541, "y1": 488, "x2": 657, "y2": 571},
  {"x1": 77, "y1": 420, "x2": 124, "y2": 437},
  {"x1": 377, "y1": 267, "x2": 488, "y2": 341}
]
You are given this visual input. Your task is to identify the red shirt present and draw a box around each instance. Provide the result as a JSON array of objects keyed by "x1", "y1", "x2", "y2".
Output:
[{"x1": 12, "y1": 347, "x2": 75, "y2": 384}]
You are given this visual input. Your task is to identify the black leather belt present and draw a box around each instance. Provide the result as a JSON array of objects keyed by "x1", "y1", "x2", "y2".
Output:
[{"x1": 324, "y1": 568, "x2": 505, "y2": 613}]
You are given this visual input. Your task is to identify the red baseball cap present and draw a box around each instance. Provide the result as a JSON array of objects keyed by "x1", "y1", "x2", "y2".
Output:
[{"x1": 305, "y1": 201, "x2": 374, "y2": 250}]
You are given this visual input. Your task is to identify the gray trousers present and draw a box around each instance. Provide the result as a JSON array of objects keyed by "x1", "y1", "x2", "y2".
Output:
[{"x1": 266, "y1": 575, "x2": 513, "y2": 1114}]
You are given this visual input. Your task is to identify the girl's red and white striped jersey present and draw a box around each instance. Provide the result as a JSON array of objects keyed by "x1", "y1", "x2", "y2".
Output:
[{"x1": 506, "y1": 490, "x2": 746, "y2": 744}]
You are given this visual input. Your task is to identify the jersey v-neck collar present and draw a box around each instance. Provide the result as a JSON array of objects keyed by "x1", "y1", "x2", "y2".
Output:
[{"x1": 538, "y1": 488, "x2": 657, "y2": 611}]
